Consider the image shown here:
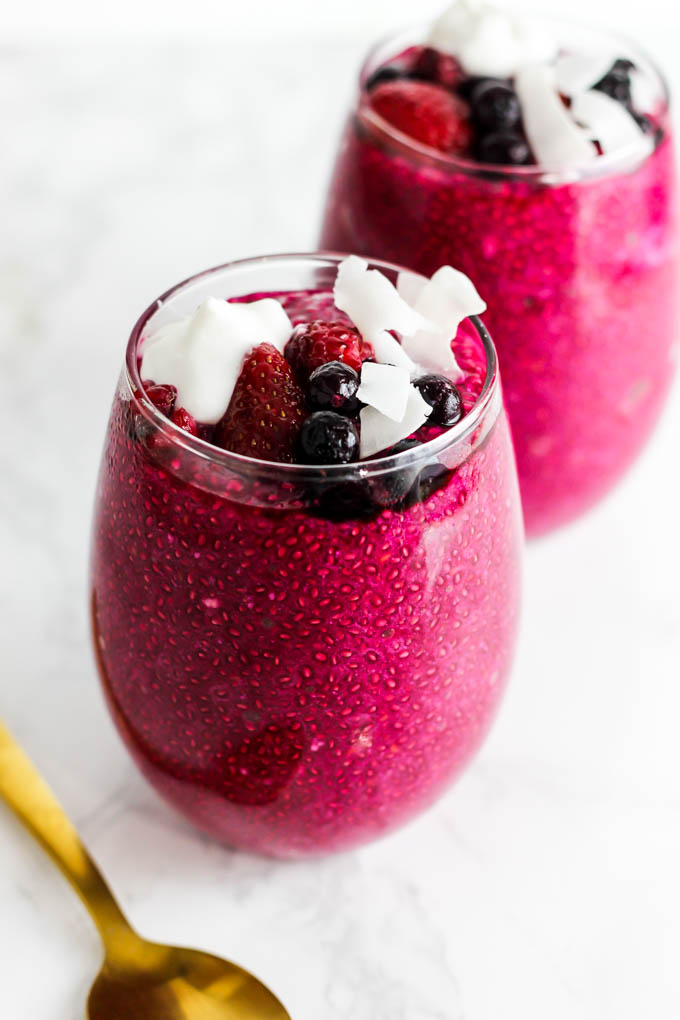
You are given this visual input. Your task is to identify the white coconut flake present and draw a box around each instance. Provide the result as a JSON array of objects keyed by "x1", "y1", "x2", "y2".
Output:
[
  {"x1": 571, "y1": 88, "x2": 653, "y2": 155},
  {"x1": 398, "y1": 265, "x2": 486, "y2": 377},
  {"x1": 396, "y1": 269, "x2": 427, "y2": 308},
  {"x1": 370, "y1": 330, "x2": 418, "y2": 372},
  {"x1": 630, "y1": 67, "x2": 661, "y2": 114},
  {"x1": 357, "y1": 362, "x2": 411, "y2": 421},
  {"x1": 515, "y1": 63, "x2": 598, "y2": 169},
  {"x1": 429, "y1": 1, "x2": 556, "y2": 78},
  {"x1": 553, "y1": 51, "x2": 617, "y2": 97},
  {"x1": 140, "y1": 297, "x2": 292, "y2": 423},
  {"x1": 334, "y1": 256, "x2": 432, "y2": 348},
  {"x1": 360, "y1": 385, "x2": 432, "y2": 459},
  {"x1": 513, "y1": 16, "x2": 558, "y2": 66}
]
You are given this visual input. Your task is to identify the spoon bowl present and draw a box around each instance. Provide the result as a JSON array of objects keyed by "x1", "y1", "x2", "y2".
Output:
[{"x1": 0, "y1": 721, "x2": 291, "y2": 1020}]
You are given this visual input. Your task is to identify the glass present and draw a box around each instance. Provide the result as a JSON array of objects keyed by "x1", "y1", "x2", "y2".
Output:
[
  {"x1": 320, "y1": 20, "x2": 680, "y2": 536},
  {"x1": 90, "y1": 253, "x2": 523, "y2": 858}
]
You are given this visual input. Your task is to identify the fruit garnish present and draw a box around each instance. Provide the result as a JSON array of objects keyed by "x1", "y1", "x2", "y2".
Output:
[
  {"x1": 356, "y1": 362, "x2": 410, "y2": 422},
  {"x1": 333, "y1": 256, "x2": 428, "y2": 371},
  {"x1": 593, "y1": 58, "x2": 635, "y2": 107},
  {"x1": 514, "y1": 63, "x2": 597, "y2": 168},
  {"x1": 470, "y1": 79, "x2": 521, "y2": 131},
  {"x1": 141, "y1": 297, "x2": 292, "y2": 424},
  {"x1": 140, "y1": 382, "x2": 177, "y2": 417},
  {"x1": 396, "y1": 265, "x2": 486, "y2": 374},
  {"x1": 360, "y1": 387, "x2": 431, "y2": 460},
  {"x1": 570, "y1": 89, "x2": 652, "y2": 155},
  {"x1": 413, "y1": 375, "x2": 464, "y2": 426},
  {"x1": 477, "y1": 130, "x2": 531, "y2": 165},
  {"x1": 284, "y1": 320, "x2": 371, "y2": 379},
  {"x1": 298, "y1": 412, "x2": 360, "y2": 465},
  {"x1": 214, "y1": 343, "x2": 305, "y2": 463},
  {"x1": 171, "y1": 407, "x2": 199, "y2": 435},
  {"x1": 411, "y1": 46, "x2": 465, "y2": 91},
  {"x1": 307, "y1": 361, "x2": 360, "y2": 416},
  {"x1": 369, "y1": 79, "x2": 474, "y2": 155}
]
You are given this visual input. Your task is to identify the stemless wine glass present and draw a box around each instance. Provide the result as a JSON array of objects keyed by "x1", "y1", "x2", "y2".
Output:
[
  {"x1": 320, "y1": 20, "x2": 679, "y2": 536},
  {"x1": 90, "y1": 253, "x2": 522, "y2": 858}
]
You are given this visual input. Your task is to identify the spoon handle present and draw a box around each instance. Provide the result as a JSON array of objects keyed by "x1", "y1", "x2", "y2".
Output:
[{"x1": 0, "y1": 720, "x2": 138, "y2": 958}]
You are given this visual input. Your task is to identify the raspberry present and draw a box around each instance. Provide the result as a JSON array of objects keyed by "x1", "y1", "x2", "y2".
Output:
[
  {"x1": 369, "y1": 79, "x2": 474, "y2": 155},
  {"x1": 411, "y1": 47, "x2": 465, "y2": 92},
  {"x1": 214, "y1": 343, "x2": 305, "y2": 463},
  {"x1": 285, "y1": 320, "x2": 372, "y2": 380},
  {"x1": 171, "y1": 407, "x2": 199, "y2": 435},
  {"x1": 139, "y1": 382, "x2": 176, "y2": 417}
]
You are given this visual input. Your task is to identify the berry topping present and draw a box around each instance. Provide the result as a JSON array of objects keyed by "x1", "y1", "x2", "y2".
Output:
[
  {"x1": 477, "y1": 130, "x2": 531, "y2": 166},
  {"x1": 214, "y1": 343, "x2": 305, "y2": 463},
  {"x1": 413, "y1": 374, "x2": 464, "y2": 426},
  {"x1": 369, "y1": 80, "x2": 474, "y2": 155},
  {"x1": 411, "y1": 47, "x2": 465, "y2": 91},
  {"x1": 141, "y1": 382, "x2": 176, "y2": 417},
  {"x1": 470, "y1": 79, "x2": 521, "y2": 131},
  {"x1": 298, "y1": 412, "x2": 360, "y2": 465},
  {"x1": 593, "y1": 58, "x2": 635, "y2": 108},
  {"x1": 307, "y1": 361, "x2": 360, "y2": 416},
  {"x1": 285, "y1": 319, "x2": 371, "y2": 380},
  {"x1": 171, "y1": 407, "x2": 199, "y2": 435},
  {"x1": 365, "y1": 62, "x2": 409, "y2": 92}
]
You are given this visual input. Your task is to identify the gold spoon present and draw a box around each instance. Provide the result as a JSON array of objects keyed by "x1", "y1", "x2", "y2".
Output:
[{"x1": 0, "y1": 721, "x2": 292, "y2": 1020}]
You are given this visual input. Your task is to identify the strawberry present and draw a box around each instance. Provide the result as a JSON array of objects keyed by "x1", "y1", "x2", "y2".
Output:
[
  {"x1": 215, "y1": 343, "x2": 305, "y2": 463},
  {"x1": 369, "y1": 79, "x2": 474, "y2": 155},
  {"x1": 285, "y1": 320, "x2": 373, "y2": 381}
]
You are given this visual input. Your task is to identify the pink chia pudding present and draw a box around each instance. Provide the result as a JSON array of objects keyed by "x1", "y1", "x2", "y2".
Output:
[
  {"x1": 90, "y1": 254, "x2": 522, "y2": 858},
  {"x1": 320, "y1": 12, "x2": 679, "y2": 536}
]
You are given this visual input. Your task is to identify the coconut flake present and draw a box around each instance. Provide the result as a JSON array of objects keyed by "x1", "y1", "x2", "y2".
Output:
[
  {"x1": 515, "y1": 63, "x2": 597, "y2": 169},
  {"x1": 429, "y1": 2, "x2": 556, "y2": 78},
  {"x1": 334, "y1": 256, "x2": 431, "y2": 360},
  {"x1": 630, "y1": 67, "x2": 660, "y2": 114},
  {"x1": 370, "y1": 330, "x2": 418, "y2": 372},
  {"x1": 571, "y1": 88, "x2": 654, "y2": 155},
  {"x1": 553, "y1": 51, "x2": 617, "y2": 96},
  {"x1": 398, "y1": 265, "x2": 486, "y2": 377},
  {"x1": 360, "y1": 385, "x2": 432, "y2": 459},
  {"x1": 140, "y1": 297, "x2": 292, "y2": 423},
  {"x1": 357, "y1": 362, "x2": 411, "y2": 421}
]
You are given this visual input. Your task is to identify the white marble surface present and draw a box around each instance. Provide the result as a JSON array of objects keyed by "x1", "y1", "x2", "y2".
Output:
[{"x1": 1, "y1": 32, "x2": 680, "y2": 1020}]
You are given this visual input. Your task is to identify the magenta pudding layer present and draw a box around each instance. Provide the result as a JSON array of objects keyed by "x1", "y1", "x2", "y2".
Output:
[
  {"x1": 90, "y1": 256, "x2": 522, "y2": 858},
  {"x1": 320, "y1": 29, "x2": 679, "y2": 536}
]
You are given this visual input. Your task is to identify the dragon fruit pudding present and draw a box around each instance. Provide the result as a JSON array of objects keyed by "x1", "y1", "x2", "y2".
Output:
[
  {"x1": 90, "y1": 253, "x2": 522, "y2": 858},
  {"x1": 320, "y1": 2, "x2": 679, "y2": 536}
]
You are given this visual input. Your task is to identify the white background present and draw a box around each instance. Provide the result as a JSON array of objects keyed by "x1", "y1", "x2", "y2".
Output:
[
  {"x1": 1, "y1": 0, "x2": 680, "y2": 40},
  {"x1": 0, "y1": 2, "x2": 679, "y2": 1019}
]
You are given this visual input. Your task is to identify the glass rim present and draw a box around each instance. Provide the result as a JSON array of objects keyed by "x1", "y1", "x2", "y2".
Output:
[
  {"x1": 357, "y1": 15, "x2": 671, "y2": 182},
  {"x1": 124, "y1": 251, "x2": 500, "y2": 482}
]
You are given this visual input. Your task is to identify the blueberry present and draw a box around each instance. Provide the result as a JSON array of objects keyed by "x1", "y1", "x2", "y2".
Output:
[
  {"x1": 458, "y1": 75, "x2": 499, "y2": 100},
  {"x1": 632, "y1": 112, "x2": 663, "y2": 145},
  {"x1": 298, "y1": 412, "x2": 359, "y2": 465},
  {"x1": 366, "y1": 63, "x2": 407, "y2": 91},
  {"x1": 414, "y1": 375, "x2": 464, "y2": 426},
  {"x1": 307, "y1": 361, "x2": 360, "y2": 416},
  {"x1": 477, "y1": 131, "x2": 531, "y2": 166},
  {"x1": 389, "y1": 437, "x2": 421, "y2": 455},
  {"x1": 593, "y1": 58, "x2": 635, "y2": 107},
  {"x1": 369, "y1": 437, "x2": 421, "y2": 507},
  {"x1": 313, "y1": 480, "x2": 375, "y2": 521},
  {"x1": 470, "y1": 80, "x2": 521, "y2": 131},
  {"x1": 400, "y1": 462, "x2": 452, "y2": 509}
]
